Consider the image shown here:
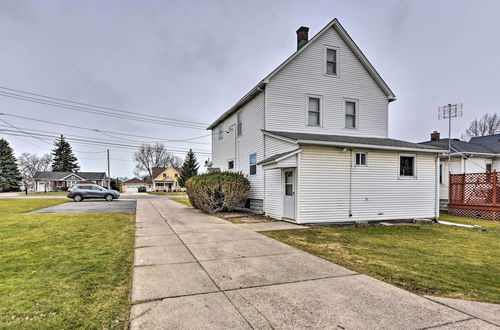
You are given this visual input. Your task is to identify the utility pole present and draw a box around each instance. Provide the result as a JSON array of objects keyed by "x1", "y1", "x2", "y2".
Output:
[
  {"x1": 438, "y1": 103, "x2": 463, "y2": 174},
  {"x1": 107, "y1": 149, "x2": 110, "y2": 189}
]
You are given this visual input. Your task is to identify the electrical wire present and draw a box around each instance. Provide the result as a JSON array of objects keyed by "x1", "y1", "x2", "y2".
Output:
[{"x1": 0, "y1": 86, "x2": 209, "y2": 126}]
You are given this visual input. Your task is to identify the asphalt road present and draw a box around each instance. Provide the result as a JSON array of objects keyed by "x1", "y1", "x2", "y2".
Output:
[{"x1": 30, "y1": 199, "x2": 137, "y2": 214}]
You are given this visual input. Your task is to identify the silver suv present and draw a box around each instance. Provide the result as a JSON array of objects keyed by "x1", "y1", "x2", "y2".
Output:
[{"x1": 67, "y1": 184, "x2": 120, "y2": 202}]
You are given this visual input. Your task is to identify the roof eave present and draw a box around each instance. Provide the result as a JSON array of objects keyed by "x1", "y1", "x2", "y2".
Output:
[{"x1": 297, "y1": 139, "x2": 445, "y2": 153}]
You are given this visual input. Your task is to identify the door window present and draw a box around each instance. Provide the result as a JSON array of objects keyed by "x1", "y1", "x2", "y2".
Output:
[{"x1": 285, "y1": 171, "x2": 294, "y2": 196}]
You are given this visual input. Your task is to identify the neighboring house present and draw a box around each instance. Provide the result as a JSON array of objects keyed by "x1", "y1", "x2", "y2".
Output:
[
  {"x1": 152, "y1": 167, "x2": 183, "y2": 192},
  {"x1": 33, "y1": 171, "x2": 107, "y2": 192},
  {"x1": 208, "y1": 18, "x2": 444, "y2": 224},
  {"x1": 122, "y1": 178, "x2": 148, "y2": 193},
  {"x1": 421, "y1": 131, "x2": 500, "y2": 207}
]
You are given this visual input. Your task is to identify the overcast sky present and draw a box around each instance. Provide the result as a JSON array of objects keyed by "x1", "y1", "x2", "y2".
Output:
[{"x1": 1, "y1": 0, "x2": 499, "y2": 178}]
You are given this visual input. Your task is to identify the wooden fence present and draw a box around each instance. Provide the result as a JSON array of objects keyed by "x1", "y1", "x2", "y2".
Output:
[{"x1": 448, "y1": 170, "x2": 499, "y2": 220}]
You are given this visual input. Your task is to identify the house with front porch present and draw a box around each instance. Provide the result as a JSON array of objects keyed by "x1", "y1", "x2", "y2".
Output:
[
  {"x1": 33, "y1": 171, "x2": 107, "y2": 192},
  {"x1": 208, "y1": 18, "x2": 445, "y2": 224},
  {"x1": 152, "y1": 167, "x2": 183, "y2": 192}
]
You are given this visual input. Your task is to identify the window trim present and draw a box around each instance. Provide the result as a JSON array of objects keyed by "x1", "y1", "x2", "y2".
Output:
[
  {"x1": 343, "y1": 98, "x2": 359, "y2": 130},
  {"x1": 249, "y1": 153, "x2": 257, "y2": 176},
  {"x1": 324, "y1": 45, "x2": 339, "y2": 77},
  {"x1": 398, "y1": 154, "x2": 417, "y2": 179},
  {"x1": 237, "y1": 111, "x2": 242, "y2": 136},
  {"x1": 305, "y1": 94, "x2": 323, "y2": 127},
  {"x1": 355, "y1": 152, "x2": 367, "y2": 167}
]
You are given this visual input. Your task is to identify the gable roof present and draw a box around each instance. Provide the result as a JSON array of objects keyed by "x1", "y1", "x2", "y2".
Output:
[
  {"x1": 420, "y1": 139, "x2": 498, "y2": 155},
  {"x1": 123, "y1": 178, "x2": 146, "y2": 184},
  {"x1": 34, "y1": 171, "x2": 106, "y2": 180},
  {"x1": 208, "y1": 18, "x2": 396, "y2": 130},
  {"x1": 469, "y1": 133, "x2": 500, "y2": 144},
  {"x1": 264, "y1": 131, "x2": 444, "y2": 153},
  {"x1": 152, "y1": 167, "x2": 182, "y2": 180}
]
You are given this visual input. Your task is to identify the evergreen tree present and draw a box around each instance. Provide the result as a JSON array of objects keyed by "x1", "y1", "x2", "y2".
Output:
[
  {"x1": 51, "y1": 135, "x2": 79, "y2": 172},
  {"x1": 0, "y1": 139, "x2": 22, "y2": 191},
  {"x1": 178, "y1": 149, "x2": 199, "y2": 187}
]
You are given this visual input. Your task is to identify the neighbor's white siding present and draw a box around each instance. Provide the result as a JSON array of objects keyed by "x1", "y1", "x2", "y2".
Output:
[
  {"x1": 440, "y1": 156, "x2": 494, "y2": 200},
  {"x1": 296, "y1": 145, "x2": 438, "y2": 223},
  {"x1": 211, "y1": 92, "x2": 265, "y2": 200},
  {"x1": 266, "y1": 26, "x2": 389, "y2": 138}
]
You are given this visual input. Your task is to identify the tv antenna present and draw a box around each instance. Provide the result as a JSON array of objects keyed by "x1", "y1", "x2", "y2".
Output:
[{"x1": 438, "y1": 103, "x2": 463, "y2": 172}]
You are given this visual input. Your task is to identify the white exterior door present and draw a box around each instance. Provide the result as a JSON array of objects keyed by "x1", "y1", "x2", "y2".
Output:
[
  {"x1": 37, "y1": 182, "x2": 45, "y2": 192},
  {"x1": 283, "y1": 169, "x2": 295, "y2": 219}
]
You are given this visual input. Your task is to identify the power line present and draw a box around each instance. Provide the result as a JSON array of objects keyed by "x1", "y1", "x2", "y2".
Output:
[
  {"x1": 0, "y1": 124, "x2": 211, "y2": 153},
  {"x1": 0, "y1": 112, "x2": 212, "y2": 144},
  {"x1": 0, "y1": 129, "x2": 212, "y2": 155},
  {"x1": 0, "y1": 90, "x2": 207, "y2": 130},
  {"x1": 0, "y1": 86, "x2": 209, "y2": 126}
]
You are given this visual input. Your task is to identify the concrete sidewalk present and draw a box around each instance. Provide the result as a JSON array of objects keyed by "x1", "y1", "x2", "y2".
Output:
[{"x1": 130, "y1": 200, "x2": 498, "y2": 329}]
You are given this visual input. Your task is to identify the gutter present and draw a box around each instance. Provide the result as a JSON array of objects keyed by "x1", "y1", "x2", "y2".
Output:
[{"x1": 296, "y1": 139, "x2": 447, "y2": 153}]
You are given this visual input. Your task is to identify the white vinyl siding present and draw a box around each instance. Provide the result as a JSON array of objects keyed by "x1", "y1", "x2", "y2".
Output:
[
  {"x1": 296, "y1": 146, "x2": 437, "y2": 223},
  {"x1": 265, "y1": 135, "x2": 297, "y2": 156},
  {"x1": 266, "y1": 26, "x2": 388, "y2": 137},
  {"x1": 264, "y1": 169, "x2": 283, "y2": 219}
]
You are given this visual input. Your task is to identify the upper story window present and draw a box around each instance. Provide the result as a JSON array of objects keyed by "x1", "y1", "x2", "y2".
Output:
[
  {"x1": 237, "y1": 112, "x2": 242, "y2": 136},
  {"x1": 307, "y1": 96, "x2": 321, "y2": 126},
  {"x1": 399, "y1": 155, "x2": 416, "y2": 178},
  {"x1": 345, "y1": 100, "x2": 357, "y2": 129},
  {"x1": 249, "y1": 153, "x2": 257, "y2": 175},
  {"x1": 218, "y1": 124, "x2": 224, "y2": 140},
  {"x1": 325, "y1": 47, "x2": 338, "y2": 76},
  {"x1": 355, "y1": 152, "x2": 367, "y2": 166}
]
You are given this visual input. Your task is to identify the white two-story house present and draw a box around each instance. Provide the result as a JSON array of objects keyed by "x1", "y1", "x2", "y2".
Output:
[{"x1": 208, "y1": 18, "x2": 445, "y2": 224}]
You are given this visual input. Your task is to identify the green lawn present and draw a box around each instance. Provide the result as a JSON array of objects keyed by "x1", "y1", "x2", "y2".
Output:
[
  {"x1": 0, "y1": 199, "x2": 135, "y2": 329},
  {"x1": 263, "y1": 213, "x2": 500, "y2": 304},
  {"x1": 147, "y1": 191, "x2": 186, "y2": 195},
  {"x1": 19, "y1": 191, "x2": 68, "y2": 196},
  {"x1": 170, "y1": 196, "x2": 192, "y2": 207}
]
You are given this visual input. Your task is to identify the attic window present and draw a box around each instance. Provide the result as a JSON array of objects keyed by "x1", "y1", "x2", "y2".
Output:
[
  {"x1": 325, "y1": 47, "x2": 338, "y2": 75},
  {"x1": 218, "y1": 125, "x2": 224, "y2": 140}
]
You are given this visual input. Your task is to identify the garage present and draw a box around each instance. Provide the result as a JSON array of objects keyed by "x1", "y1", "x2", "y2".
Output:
[{"x1": 122, "y1": 178, "x2": 147, "y2": 193}]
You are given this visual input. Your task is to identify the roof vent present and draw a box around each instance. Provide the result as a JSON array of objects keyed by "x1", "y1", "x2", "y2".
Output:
[{"x1": 296, "y1": 26, "x2": 309, "y2": 50}]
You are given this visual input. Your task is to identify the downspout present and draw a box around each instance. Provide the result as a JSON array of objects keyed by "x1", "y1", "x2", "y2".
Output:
[
  {"x1": 435, "y1": 155, "x2": 440, "y2": 219},
  {"x1": 349, "y1": 148, "x2": 353, "y2": 217}
]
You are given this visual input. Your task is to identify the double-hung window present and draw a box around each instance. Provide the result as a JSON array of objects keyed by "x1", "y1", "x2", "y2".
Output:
[
  {"x1": 237, "y1": 112, "x2": 242, "y2": 136},
  {"x1": 249, "y1": 153, "x2": 257, "y2": 175},
  {"x1": 218, "y1": 124, "x2": 224, "y2": 140},
  {"x1": 325, "y1": 47, "x2": 337, "y2": 75},
  {"x1": 307, "y1": 97, "x2": 321, "y2": 126},
  {"x1": 345, "y1": 100, "x2": 357, "y2": 129},
  {"x1": 399, "y1": 155, "x2": 416, "y2": 178},
  {"x1": 355, "y1": 152, "x2": 366, "y2": 166}
]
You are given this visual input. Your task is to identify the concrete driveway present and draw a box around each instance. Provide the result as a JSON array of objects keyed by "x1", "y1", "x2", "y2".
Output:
[
  {"x1": 130, "y1": 200, "x2": 499, "y2": 329},
  {"x1": 30, "y1": 199, "x2": 136, "y2": 214}
]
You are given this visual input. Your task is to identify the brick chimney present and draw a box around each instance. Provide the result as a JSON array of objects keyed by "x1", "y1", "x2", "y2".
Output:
[
  {"x1": 296, "y1": 26, "x2": 309, "y2": 50},
  {"x1": 430, "y1": 131, "x2": 440, "y2": 141}
]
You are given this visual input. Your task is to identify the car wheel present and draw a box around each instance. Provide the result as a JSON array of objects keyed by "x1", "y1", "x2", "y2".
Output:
[
  {"x1": 105, "y1": 194, "x2": 114, "y2": 202},
  {"x1": 73, "y1": 194, "x2": 83, "y2": 202}
]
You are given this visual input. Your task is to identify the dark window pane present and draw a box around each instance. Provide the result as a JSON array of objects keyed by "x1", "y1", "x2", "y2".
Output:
[
  {"x1": 326, "y1": 62, "x2": 336, "y2": 74},
  {"x1": 400, "y1": 156, "x2": 415, "y2": 176},
  {"x1": 285, "y1": 184, "x2": 293, "y2": 196},
  {"x1": 250, "y1": 164, "x2": 256, "y2": 175},
  {"x1": 327, "y1": 48, "x2": 336, "y2": 62}
]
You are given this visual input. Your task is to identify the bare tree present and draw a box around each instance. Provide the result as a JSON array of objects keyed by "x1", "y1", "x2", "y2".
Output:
[
  {"x1": 134, "y1": 143, "x2": 182, "y2": 182},
  {"x1": 463, "y1": 113, "x2": 500, "y2": 140},
  {"x1": 18, "y1": 153, "x2": 52, "y2": 186}
]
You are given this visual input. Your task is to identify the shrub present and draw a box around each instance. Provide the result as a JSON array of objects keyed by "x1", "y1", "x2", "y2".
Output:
[{"x1": 186, "y1": 172, "x2": 250, "y2": 214}]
